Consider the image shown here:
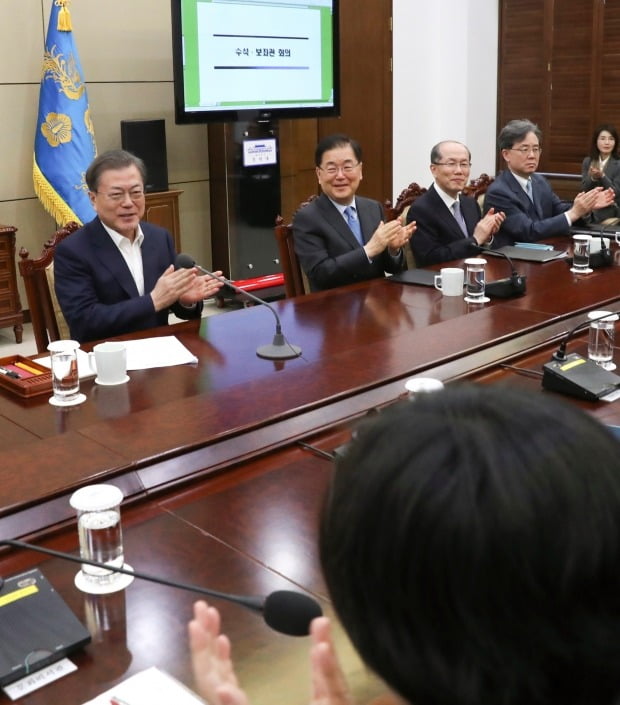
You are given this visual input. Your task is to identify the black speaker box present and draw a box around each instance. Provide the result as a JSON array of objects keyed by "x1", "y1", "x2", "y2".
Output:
[{"x1": 120, "y1": 119, "x2": 169, "y2": 192}]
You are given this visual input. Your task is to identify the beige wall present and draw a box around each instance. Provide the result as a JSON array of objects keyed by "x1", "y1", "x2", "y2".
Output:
[{"x1": 0, "y1": 0, "x2": 212, "y2": 311}]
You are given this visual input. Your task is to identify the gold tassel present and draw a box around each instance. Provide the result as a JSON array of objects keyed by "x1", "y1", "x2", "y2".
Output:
[
  {"x1": 56, "y1": 0, "x2": 73, "y2": 32},
  {"x1": 33, "y1": 158, "x2": 83, "y2": 227}
]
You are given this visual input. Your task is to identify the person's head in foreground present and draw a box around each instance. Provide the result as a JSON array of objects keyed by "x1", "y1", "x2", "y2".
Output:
[{"x1": 320, "y1": 383, "x2": 620, "y2": 705}]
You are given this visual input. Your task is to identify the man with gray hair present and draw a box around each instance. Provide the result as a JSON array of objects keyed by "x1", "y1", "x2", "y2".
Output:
[
  {"x1": 485, "y1": 119, "x2": 614, "y2": 245},
  {"x1": 406, "y1": 140, "x2": 504, "y2": 266},
  {"x1": 55, "y1": 150, "x2": 223, "y2": 342}
]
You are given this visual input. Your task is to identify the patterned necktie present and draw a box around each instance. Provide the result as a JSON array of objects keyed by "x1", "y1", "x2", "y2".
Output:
[
  {"x1": 525, "y1": 178, "x2": 533, "y2": 201},
  {"x1": 452, "y1": 200, "x2": 468, "y2": 237},
  {"x1": 344, "y1": 206, "x2": 364, "y2": 246}
]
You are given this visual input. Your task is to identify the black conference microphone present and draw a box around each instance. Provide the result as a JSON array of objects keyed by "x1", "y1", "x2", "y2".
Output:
[
  {"x1": 541, "y1": 310, "x2": 620, "y2": 401},
  {"x1": 175, "y1": 254, "x2": 302, "y2": 360},
  {"x1": 0, "y1": 539, "x2": 321, "y2": 637},
  {"x1": 592, "y1": 224, "x2": 614, "y2": 268},
  {"x1": 478, "y1": 245, "x2": 527, "y2": 298},
  {"x1": 550, "y1": 309, "x2": 620, "y2": 362}
]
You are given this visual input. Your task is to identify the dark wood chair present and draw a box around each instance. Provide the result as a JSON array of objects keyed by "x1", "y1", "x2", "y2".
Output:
[
  {"x1": 384, "y1": 182, "x2": 427, "y2": 223},
  {"x1": 384, "y1": 182, "x2": 428, "y2": 268},
  {"x1": 18, "y1": 222, "x2": 80, "y2": 353},
  {"x1": 462, "y1": 172, "x2": 495, "y2": 209},
  {"x1": 274, "y1": 195, "x2": 317, "y2": 298}
]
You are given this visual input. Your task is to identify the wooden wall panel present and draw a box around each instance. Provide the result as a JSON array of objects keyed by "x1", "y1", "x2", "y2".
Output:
[
  {"x1": 498, "y1": 0, "x2": 620, "y2": 177},
  {"x1": 599, "y1": 8, "x2": 620, "y2": 120},
  {"x1": 498, "y1": 0, "x2": 548, "y2": 135},
  {"x1": 316, "y1": 0, "x2": 393, "y2": 204},
  {"x1": 547, "y1": 2, "x2": 596, "y2": 171}
]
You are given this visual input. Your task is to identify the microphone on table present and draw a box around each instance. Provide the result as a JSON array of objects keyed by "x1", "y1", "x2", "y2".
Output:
[
  {"x1": 541, "y1": 310, "x2": 620, "y2": 401},
  {"x1": 0, "y1": 539, "x2": 322, "y2": 637},
  {"x1": 175, "y1": 254, "x2": 302, "y2": 360},
  {"x1": 592, "y1": 223, "x2": 614, "y2": 268},
  {"x1": 477, "y1": 245, "x2": 527, "y2": 298}
]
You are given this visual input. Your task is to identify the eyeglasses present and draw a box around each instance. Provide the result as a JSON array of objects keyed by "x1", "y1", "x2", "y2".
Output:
[
  {"x1": 95, "y1": 189, "x2": 145, "y2": 203},
  {"x1": 432, "y1": 161, "x2": 471, "y2": 170},
  {"x1": 508, "y1": 146, "x2": 542, "y2": 155},
  {"x1": 318, "y1": 162, "x2": 360, "y2": 176}
]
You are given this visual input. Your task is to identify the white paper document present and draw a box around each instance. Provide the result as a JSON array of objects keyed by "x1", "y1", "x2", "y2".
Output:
[
  {"x1": 123, "y1": 335, "x2": 199, "y2": 370},
  {"x1": 35, "y1": 336, "x2": 198, "y2": 377},
  {"x1": 82, "y1": 666, "x2": 205, "y2": 705}
]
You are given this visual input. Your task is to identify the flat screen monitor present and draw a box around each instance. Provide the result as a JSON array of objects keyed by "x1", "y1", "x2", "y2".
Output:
[{"x1": 171, "y1": 0, "x2": 340, "y2": 123}]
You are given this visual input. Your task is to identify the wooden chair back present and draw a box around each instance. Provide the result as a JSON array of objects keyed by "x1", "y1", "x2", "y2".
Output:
[
  {"x1": 18, "y1": 222, "x2": 80, "y2": 352},
  {"x1": 384, "y1": 182, "x2": 427, "y2": 269},
  {"x1": 462, "y1": 173, "x2": 495, "y2": 210},
  {"x1": 384, "y1": 182, "x2": 427, "y2": 223},
  {"x1": 274, "y1": 195, "x2": 317, "y2": 298}
]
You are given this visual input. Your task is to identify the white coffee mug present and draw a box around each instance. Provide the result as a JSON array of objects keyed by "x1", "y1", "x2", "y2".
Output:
[
  {"x1": 89, "y1": 342, "x2": 128, "y2": 386},
  {"x1": 433, "y1": 267, "x2": 464, "y2": 297},
  {"x1": 589, "y1": 236, "x2": 610, "y2": 254}
]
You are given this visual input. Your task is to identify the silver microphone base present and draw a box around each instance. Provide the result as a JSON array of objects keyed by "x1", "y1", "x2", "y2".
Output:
[{"x1": 256, "y1": 333, "x2": 302, "y2": 360}]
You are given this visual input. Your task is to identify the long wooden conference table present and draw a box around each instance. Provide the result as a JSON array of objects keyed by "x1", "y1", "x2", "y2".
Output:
[{"x1": 3, "y1": 238, "x2": 620, "y2": 704}]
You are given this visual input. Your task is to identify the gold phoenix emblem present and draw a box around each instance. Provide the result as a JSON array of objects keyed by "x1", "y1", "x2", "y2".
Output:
[{"x1": 41, "y1": 112, "x2": 72, "y2": 147}]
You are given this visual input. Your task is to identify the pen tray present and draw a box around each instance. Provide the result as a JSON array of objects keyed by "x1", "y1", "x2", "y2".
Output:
[{"x1": 0, "y1": 355, "x2": 52, "y2": 398}]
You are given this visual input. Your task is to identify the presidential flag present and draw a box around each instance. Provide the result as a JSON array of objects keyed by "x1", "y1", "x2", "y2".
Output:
[{"x1": 33, "y1": 0, "x2": 97, "y2": 226}]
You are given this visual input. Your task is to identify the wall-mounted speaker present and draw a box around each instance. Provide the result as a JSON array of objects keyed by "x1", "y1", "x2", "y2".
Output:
[{"x1": 120, "y1": 119, "x2": 169, "y2": 192}]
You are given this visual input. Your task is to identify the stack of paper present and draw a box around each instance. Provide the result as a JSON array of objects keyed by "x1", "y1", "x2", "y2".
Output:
[{"x1": 82, "y1": 666, "x2": 205, "y2": 705}]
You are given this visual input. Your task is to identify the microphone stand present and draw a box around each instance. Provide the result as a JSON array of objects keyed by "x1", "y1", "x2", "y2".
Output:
[
  {"x1": 0, "y1": 539, "x2": 321, "y2": 636},
  {"x1": 176, "y1": 255, "x2": 302, "y2": 360}
]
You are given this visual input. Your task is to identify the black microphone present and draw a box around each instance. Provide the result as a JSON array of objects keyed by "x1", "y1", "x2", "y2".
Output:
[
  {"x1": 541, "y1": 310, "x2": 620, "y2": 401},
  {"x1": 175, "y1": 254, "x2": 302, "y2": 360},
  {"x1": 550, "y1": 309, "x2": 619, "y2": 362},
  {"x1": 592, "y1": 223, "x2": 613, "y2": 268},
  {"x1": 478, "y1": 246, "x2": 526, "y2": 297},
  {"x1": 0, "y1": 539, "x2": 321, "y2": 636}
]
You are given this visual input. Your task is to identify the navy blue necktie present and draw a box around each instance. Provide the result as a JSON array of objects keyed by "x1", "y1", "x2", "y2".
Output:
[{"x1": 344, "y1": 206, "x2": 364, "y2": 246}]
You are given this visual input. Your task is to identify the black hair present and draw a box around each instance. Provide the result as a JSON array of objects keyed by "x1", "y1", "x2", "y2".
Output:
[
  {"x1": 588, "y1": 124, "x2": 620, "y2": 161},
  {"x1": 314, "y1": 134, "x2": 362, "y2": 167},
  {"x1": 320, "y1": 383, "x2": 620, "y2": 705}
]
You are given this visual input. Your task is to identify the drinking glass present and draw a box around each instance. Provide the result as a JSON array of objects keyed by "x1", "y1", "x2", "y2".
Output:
[
  {"x1": 47, "y1": 339, "x2": 82, "y2": 406},
  {"x1": 571, "y1": 234, "x2": 592, "y2": 274},
  {"x1": 464, "y1": 258, "x2": 489, "y2": 303},
  {"x1": 70, "y1": 484, "x2": 134, "y2": 594},
  {"x1": 587, "y1": 310, "x2": 618, "y2": 371}
]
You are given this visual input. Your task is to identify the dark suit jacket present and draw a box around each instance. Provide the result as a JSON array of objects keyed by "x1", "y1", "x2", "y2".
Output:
[
  {"x1": 54, "y1": 217, "x2": 202, "y2": 343},
  {"x1": 406, "y1": 185, "x2": 483, "y2": 266},
  {"x1": 293, "y1": 193, "x2": 405, "y2": 292},
  {"x1": 581, "y1": 155, "x2": 620, "y2": 222},
  {"x1": 484, "y1": 170, "x2": 571, "y2": 245}
]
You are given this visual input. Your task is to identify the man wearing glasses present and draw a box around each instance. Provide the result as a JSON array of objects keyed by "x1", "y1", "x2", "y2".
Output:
[
  {"x1": 485, "y1": 119, "x2": 614, "y2": 244},
  {"x1": 55, "y1": 150, "x2": 223, "y2": 342},
  {"x1": 405, "y1": 141, "x2": 505, "y2": 267},
  {"x1": 293, "y1": 134, "x2": 415, "y2": 291}
]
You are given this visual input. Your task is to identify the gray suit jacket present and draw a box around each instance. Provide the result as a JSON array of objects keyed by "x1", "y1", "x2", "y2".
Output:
[
  {"x1": 293, "y1": 192, "x2": 405, "y2": 291},
  {"x1": 581, "y1": 155, "x2": 620, "y2": 222}
]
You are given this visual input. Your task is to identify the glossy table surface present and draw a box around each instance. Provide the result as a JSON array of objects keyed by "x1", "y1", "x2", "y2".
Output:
[
  {"x1": 4, "y1": 238, "x2": 620, "y2": 703},
  {"x1": 4, "y1": 242, "x2": 620, "y2": 539}
]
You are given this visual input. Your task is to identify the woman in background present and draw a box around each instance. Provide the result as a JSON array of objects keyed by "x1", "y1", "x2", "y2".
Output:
[{"x1": 581, "y1": 123, "x2": 620, "y2": 223}]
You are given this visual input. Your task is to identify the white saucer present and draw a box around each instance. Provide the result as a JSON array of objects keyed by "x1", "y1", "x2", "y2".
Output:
[
  {"x1": 48, "y1": 392, "x2": 87, "y2": 407},
  {"x1": 74, "y1": 563, "x2": 135, "y2": 594},
  {"x1": 570, "y1": 267, "x2": 593, "y2": 274},
  {"x1": 464, "y1": 296, "x2": 490, "y2": 304},
  {"x1": 94, "y1": 374, "x2": 130, "y2": 386}
]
